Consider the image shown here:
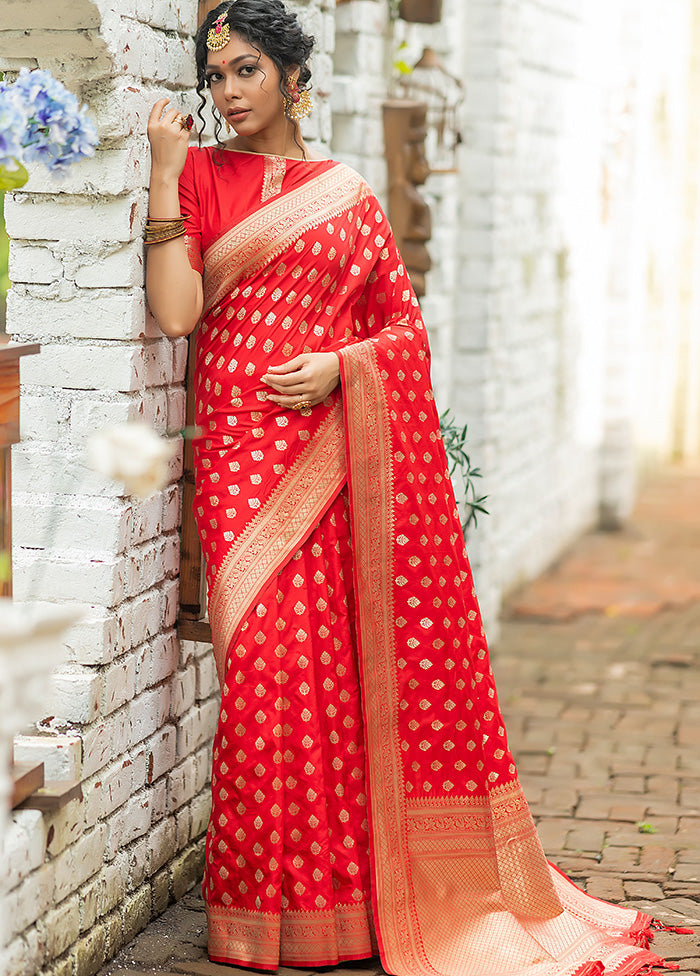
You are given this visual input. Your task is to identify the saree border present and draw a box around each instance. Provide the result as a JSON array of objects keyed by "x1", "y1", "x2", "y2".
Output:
[
  {"x1": 207, "y1": 900, "x2": 377, "y2": 970},
  {"x1": 208, "y1": 397, "x2": 346, "y2": 687},
  {"x1": 338, "y1": 340, "x2": 436, "y2": 976},
  {"x1": 203, "y1": 163, "x2": 372, "y2": 317}
]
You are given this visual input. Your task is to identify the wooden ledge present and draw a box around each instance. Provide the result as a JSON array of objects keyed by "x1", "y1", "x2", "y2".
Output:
[
  {"x1": 11, "y1": 761, "x2": 44, "y2": 809},
  {"x1": 177, "y1": 618, "x2": 212, "y2": 643},
  {"x1": 17, "y1": 777, "x2": 83, "y2": 811}
]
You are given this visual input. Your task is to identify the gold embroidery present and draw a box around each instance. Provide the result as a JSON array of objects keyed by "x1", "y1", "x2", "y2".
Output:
[
  {"x1": 206, "y1": 900, "x2": 376, "y2": 969},
  {"x1": 208, "y1": 398, "x2": 346, "y2": 688},
  {"x1": 339, "y1": 342, "x2": 569, "y2": 976},
  {"x1": 261, "y1": 155, "x2": 287, "y2": 203},
  {"x1": 338, "y1": 341, "x2": 432, "y2": 972},
  {"x1": 203, "y1": 165, "x2": 372, "y2": 316},
  {"x1": 183, "y1": 234, "x2": 201, "y2": 271}
]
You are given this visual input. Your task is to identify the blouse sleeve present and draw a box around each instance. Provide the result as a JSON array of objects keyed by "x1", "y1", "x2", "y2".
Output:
[{"x1": 178, "y1": 148, "x2": 204, "y2": 275}]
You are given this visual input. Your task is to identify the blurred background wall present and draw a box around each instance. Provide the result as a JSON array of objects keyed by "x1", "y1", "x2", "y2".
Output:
[{"x1": 332, "y1": 0, "x2": 700, "y2": 626}]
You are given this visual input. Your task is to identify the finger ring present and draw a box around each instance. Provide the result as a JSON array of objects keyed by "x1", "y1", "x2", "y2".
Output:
[
  {"x1": 178, "y1": 113, "x2": 194, "y2": 131},
  {"x1": 293, "y1": 400, "x2": 312, "y2": 412}
]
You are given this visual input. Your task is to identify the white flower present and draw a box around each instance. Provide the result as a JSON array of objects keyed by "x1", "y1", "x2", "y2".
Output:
[
  {"x1": 0, "y1": 600, "x2": 82, "y2": 738},
  {"x1": 87, "y1": 422, "x2": 177, "y2": 499},
  {"x1": 0, "y1": 600, "x2": 81, "y2": 650}
]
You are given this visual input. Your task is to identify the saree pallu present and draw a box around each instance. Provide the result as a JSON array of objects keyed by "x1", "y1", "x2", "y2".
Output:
[{"x1": 179, "y1": 146, "x2": 672, "y2": 976}]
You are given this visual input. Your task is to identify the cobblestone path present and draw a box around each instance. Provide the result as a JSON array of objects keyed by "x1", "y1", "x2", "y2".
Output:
[{"x1": 101, "y1": 467, "x2": 700, "y2": 976}]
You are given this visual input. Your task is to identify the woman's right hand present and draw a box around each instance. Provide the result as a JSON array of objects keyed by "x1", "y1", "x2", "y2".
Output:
[{"x1": 147, "y1": 97, "x2": 191, "y2": 181}]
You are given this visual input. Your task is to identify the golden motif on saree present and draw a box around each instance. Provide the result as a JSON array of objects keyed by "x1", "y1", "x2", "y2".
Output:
[
  {"x1": 207, "y1": 901, "x2": 376, "y2": 970},
  {"x1": 208, "y1": 397, "x2": 346, "y2": 687},
  {"x1": 261, "y1": 155, "x2": 287, "y2": 203}
]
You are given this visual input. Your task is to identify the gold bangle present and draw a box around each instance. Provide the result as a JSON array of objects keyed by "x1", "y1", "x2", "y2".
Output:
[
  {"x1": 145, "y1": 224, "x2": 184, "y2": 236},
  {"x1": 144, "y1": 214, "x2": 187, "y2": 244},
  {"x1": 144, "y1": 229, "x2": 187, "y2": 246}
]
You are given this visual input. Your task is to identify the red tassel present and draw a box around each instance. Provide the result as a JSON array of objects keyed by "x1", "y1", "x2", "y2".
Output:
[
  {"x1": 652, "y1": 920, "x2": 695, "y2": 935},
  {"x1": 572, "y1": 963, "x2": 605, "y2": 976},
  {"x1": 632, "y1": 930, "x2": 653, "y2": 949}
]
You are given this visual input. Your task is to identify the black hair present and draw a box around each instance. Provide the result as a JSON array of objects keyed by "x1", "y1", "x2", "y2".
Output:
[{"x1": 194, "y1": 0, "x2": 315, "y2": 156}]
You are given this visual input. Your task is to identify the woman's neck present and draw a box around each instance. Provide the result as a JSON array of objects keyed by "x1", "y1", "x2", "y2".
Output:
[{"x1": 228, "y1": 122, "x2": 310, "y2": 161}]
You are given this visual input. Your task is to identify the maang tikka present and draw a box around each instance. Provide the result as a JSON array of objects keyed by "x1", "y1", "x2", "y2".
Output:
[{"x1": 207, "y1": 11, "x2": 230, "y2": 51}]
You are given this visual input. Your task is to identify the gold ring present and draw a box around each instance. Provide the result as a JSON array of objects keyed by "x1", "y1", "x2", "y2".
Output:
[
  {"x1": 293, "y1": 400, "x2": 312, "y2": 412},
  {"x1": 178, "y1": 113, "x2": 194, "y2": 131}
]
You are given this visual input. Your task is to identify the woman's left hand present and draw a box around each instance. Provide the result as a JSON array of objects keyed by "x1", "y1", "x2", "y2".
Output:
[{"x1": 262, "y1": 352, "x2": 340, "y2": 409}]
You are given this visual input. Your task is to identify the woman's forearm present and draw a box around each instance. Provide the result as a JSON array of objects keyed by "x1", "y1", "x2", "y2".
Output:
[{"x1": 146, "y1": 171, "x2": 203, "y2": 337}]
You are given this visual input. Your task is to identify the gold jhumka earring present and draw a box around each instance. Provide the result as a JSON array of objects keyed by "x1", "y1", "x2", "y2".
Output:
[{"x1": 284, "y1": 79, "x2": 313, "y2": 123}]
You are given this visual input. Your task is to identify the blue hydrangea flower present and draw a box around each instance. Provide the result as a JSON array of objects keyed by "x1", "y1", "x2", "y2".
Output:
[
  {"x1": 7, "y1": 68, "x2": 99, "y2": 174},
  {"x1": 0, "y1": 81, "x2": 24, "y2": 170}
]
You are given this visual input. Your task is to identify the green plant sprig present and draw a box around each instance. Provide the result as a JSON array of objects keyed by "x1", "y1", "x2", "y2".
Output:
[{"x1": 439, "y1": 409, "x2": 489, "y2": 535}]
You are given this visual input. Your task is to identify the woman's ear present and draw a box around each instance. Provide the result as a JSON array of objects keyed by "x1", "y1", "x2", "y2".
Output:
[{"x1": 285, "y1": 65, "x2": 301, "y2": 88}]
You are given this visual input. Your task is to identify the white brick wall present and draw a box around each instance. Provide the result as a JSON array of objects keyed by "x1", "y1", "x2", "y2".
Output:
[{"x1": 330, "y1": 0, "x2": 700, "y2": 632}]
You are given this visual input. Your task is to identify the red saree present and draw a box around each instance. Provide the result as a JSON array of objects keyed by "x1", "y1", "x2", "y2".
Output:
[{"x1": 178, "y1": 146, "x2": 673, "y2": 976}]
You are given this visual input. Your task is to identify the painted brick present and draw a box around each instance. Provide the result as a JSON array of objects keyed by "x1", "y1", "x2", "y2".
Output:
[
  {"x1": 107, "y1": 791, "x2": 151, "y2": 858},
  {"x1": 73, "y1": 242, "x2": 144, "y2": 289},
  {"x1": 100, "y1": 853, "x2": 128, "y2": 916},
  {"x1": 46, "y1": 669, "x2": 103, "y2": 725},
  {"x1": 128, "y1": 836, "x2": 150, "y2": 888},
  {"x1": 147, "y1": 817, "x2": 177, "y2": 876},
  {"x1": 2, "y1": 810, "x2": 47, "y2": 894},
  {"x1": 167, "y1": 755, "x2": 197, "y2": 813},
  {"x1": 7, "y1": 286, "x2": 146, "y2": 341},
  {"x1": 53, "y1": 824, "x2": 108, "y2": 903},
  {"x1": 16, "y1": 342, "x2": 146, "y2": 393},
  {"x1": 82, "y1": 708, "x2": 129, "y2": 779},
  {"x1": 103, "y1": 654, "x2": 138, "y2": 715},
  {"x1": 121, "y1": 884, "x2": 151, "y2": 945},
  {"x1": 11, "y1": 548, "x2": 124, "y2": 606},
  {"x1": 0, "y1": 929, "x2": 44, "y2": 976},
  {"x1": 17, "y1": 390, "x2": 67, "y2": 441},
  {"x1": 145, "y1": 725, "x2": 177, "y2": 784},
  {"x1": 44, "y1": 798, "x2": 84, "y2": 859},
  {"x1": 9, "y1": 243, "x2": 63, "y2": 284},
  {"x1": 6, "y1": 861, "x2": 55, "y2": 938},
  {"x1": 150, "y1": 778, "x2": 168, "y2": 824},
  {"x1": 129, "y1": 684, "x2": 171, "y2": 747},
  {"x1": 39, "y1": 893, "x2": 80, "y2": 961},
  {"x1": 170, "y1": 662, "x2": 196, "y2": 718},
  {"x1": 13, "y1": 495, "x2": 132, "y2": 555},
  {"x1": 4, "y1": 194, "x2": 140, "y2": 243},
  {"x1": 12, "y1": 734, "x2": 83, "y2": 782},
  {"x1": 195, "y1": 653, "x2": 218, "y2": 702},
  {"x1": 22, "y1": 148, "x2": 146, "y2": 197},
  {"x1": 72, "y1": 925, "x2": 107, "y2": 976}
]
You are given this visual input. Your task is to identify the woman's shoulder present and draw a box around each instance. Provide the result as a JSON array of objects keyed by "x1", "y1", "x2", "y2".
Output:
[{"x1": 323, "y1": 158, "x2": 375, "y2": 196}]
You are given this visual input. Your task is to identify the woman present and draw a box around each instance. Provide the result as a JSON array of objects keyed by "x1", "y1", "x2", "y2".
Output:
[{"x1": 146, "y1": 2, "x2": 676, "y2": 974}]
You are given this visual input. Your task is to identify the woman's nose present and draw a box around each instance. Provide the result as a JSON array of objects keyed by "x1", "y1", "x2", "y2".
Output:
[{"x1": 224, "y1": 74, "x2": 242, "y2": 100}]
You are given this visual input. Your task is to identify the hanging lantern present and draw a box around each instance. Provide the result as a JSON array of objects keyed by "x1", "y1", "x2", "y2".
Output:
[{"x1": 397, "y1": 47, "x2": 464, "y2": 174}]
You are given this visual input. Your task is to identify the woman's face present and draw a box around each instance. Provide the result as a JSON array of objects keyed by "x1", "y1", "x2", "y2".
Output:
[{"x1": 205, "y1": 31, "x2": 289, "y2": 138}]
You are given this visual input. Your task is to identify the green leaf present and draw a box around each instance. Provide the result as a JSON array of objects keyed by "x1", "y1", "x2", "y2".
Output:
[
  {"x1": 636, "y1": 822, "x2": 657, "y2": 835},
  {"x1": 0, "y1": 161, "x2": 29, "y2": 192}
]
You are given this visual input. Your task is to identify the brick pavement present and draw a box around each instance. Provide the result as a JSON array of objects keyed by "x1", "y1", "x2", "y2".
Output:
[{"x1": 99, "y1": 468, "x2": 700, "y2": 975}]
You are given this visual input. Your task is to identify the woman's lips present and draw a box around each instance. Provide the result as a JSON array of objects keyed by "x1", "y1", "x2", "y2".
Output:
[{"x1": 228, "y1": 109, "x2": 251, "y2": 122}]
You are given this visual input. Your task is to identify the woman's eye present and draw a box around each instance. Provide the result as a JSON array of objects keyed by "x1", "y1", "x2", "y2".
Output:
[
  {"x1": 239, "y1": 65, "x2": 256, "y2": 77},
  {"x1": 206, "y1": 73, "x2": 223, "y2": 85}
]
